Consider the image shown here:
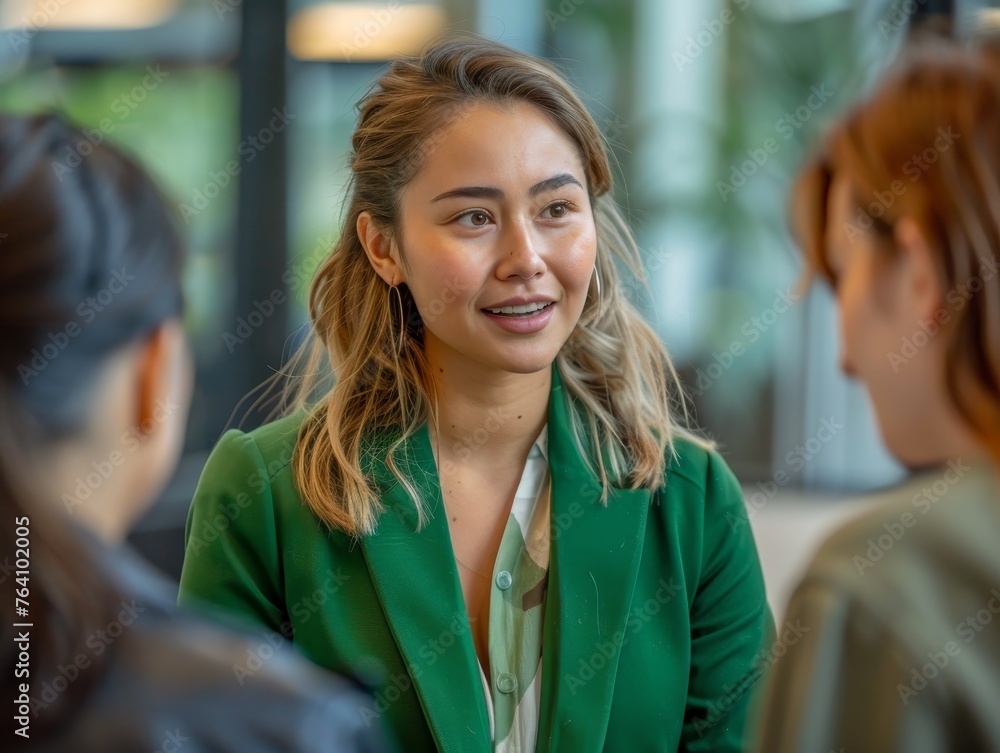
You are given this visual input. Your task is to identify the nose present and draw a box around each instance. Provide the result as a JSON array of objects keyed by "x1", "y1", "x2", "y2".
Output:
[
  {"x1": 495, "y1": 221, "x2": 546, "y2": 280},
  {"x1": 838, "y1": 351, "x2": 858, "y2": 380}
]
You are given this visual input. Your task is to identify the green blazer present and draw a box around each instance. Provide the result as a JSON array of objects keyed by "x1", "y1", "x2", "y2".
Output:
[{"x1": 178, "y1": 366, "x2": 774, "y2": 752}]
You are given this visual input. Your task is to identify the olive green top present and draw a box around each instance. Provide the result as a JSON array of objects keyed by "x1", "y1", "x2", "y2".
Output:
[{"x1": 755, "y1": 457, "x2": 1000, "y2": 752}]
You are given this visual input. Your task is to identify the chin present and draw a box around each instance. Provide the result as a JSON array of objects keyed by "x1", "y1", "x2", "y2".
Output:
[
  {"x1": 467, "y1": 334, "x2": 557, "y2": 368},
  {"x1": 508, "y1": 363, "x2": 555, "y2": 376},
  {"x1": 495, "y1": 357, "x2": 556, "y2": 376},
  {"x1": 878, "y1": 424, "x2": 936, "y2": 471}
]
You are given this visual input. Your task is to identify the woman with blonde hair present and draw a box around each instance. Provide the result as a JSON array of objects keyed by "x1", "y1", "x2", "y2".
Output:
[
  {"x1": 179, "y1": 36, "x2": 773, "y2": 752},
  {"x1": 755, "y1": 36, "x2": 1000, "y2": 751}
]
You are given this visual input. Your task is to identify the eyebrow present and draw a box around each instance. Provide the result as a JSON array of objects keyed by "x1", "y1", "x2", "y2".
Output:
[{"x1": 430, "y1": 172, "x2": 584, "y2": 203}]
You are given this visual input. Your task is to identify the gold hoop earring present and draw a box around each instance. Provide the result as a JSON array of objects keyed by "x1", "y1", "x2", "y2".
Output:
[
  {"x1": 592, "y1": 265, "x2": 602, "y2": 302},
  {"x1": 390, "y1": 284, "x2": 406, "y2": 353}
]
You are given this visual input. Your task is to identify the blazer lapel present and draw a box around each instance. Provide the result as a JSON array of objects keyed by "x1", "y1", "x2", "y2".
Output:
[
  {"x1": 358, "y1": 426, "x2": 492, "y2": 753},
  {"x1": 536, "y1": 366, "x2": 652, "y2": 752},
  {"x1": 357, "y1": 363, "x2": 651, "y2": 753}
]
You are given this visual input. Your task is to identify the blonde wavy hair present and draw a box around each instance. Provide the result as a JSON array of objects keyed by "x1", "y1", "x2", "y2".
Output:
[
  {"x1": 793, "y1": 36, "x2": 1000, "y2": 461},
  {"x1": 280, "y1": 36, "x2": 704, "y2": 537}
]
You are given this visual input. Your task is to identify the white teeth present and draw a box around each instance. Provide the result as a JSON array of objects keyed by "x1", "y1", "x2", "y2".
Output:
[{"x1": 486, "y1": 301, "x2": 551, "y2": 315}]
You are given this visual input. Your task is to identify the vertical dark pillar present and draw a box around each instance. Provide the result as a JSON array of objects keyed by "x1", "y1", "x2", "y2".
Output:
[{"x1": 230, "y1": 0, "x2": 289, "y2": 430}]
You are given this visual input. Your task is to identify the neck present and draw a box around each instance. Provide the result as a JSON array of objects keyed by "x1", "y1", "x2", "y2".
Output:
[
  {"x1": 901, "y1": 395, "x2": 988, "y2": 470},
  {"x1": 425, "y1": 357, "x2": 552, "y2": 470}
]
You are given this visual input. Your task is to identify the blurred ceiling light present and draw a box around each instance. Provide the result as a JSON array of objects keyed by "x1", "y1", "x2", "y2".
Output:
[
  {"x1": 978, "y1": 9, "x2": 1000, "y2": 32},
  {"x1": 0, "y1": 0, "x2": 179, "y2": 30},
  {"x1": 288, "y1": 2, "x2": 447, "y2": 62}
]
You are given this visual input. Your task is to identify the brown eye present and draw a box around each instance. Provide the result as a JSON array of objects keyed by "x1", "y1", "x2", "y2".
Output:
[
  {"x1": 544, "y1": 202, "x2": 570, "y2": 219},
  {"x1": 457, "y1": 210, "x2": 491, "y2": 228}
]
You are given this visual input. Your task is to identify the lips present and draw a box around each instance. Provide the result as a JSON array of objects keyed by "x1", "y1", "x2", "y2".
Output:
[
  {"x1": 483, "y1": 301, "x2": 554, "y2": 316},
  {"x1": 481, "y1": 301, "x2": 555, "y2": 334}
]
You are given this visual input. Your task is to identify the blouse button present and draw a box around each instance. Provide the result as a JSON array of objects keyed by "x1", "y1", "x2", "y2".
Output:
[
  {"x1": 496, "y1": 672, "x2": 517, "y2": 694},
  {"x1": 495, "y1": 570, "x2": 513, "y2": 590}
]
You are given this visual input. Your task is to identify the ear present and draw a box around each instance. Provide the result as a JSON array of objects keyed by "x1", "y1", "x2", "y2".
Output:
[
  {"x1": 894, "y1": 216, "x2": 944, "y2": 322},
  {"x1": 357, "y1": 211, "x2": 403, "y2": 286},
  {"x1": 133, "y1": 320, "x2": 190, "y2": 438}
]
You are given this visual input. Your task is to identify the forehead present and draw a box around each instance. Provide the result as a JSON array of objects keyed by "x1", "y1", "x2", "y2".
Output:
[{"x1": 410, "y1": 100, "x2": 586, "y2": 189}]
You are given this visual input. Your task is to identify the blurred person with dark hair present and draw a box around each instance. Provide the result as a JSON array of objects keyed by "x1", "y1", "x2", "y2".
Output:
[
  {"x1": 754, "y1": 37, "x2": 1000, "y2": 752},
  {"x1": 0, "y1": 112, "x2": 394, "y2": 752}
]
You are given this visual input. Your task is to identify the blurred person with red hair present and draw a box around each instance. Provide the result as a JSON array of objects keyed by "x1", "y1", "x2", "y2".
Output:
[{"x1": 755, "y1": 36, "x2": 1000, "y2": 752}]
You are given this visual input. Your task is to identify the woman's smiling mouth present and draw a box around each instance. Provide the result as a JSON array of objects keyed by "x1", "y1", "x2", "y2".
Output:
[
  {"x1": 483, "y1": 301, "x2": 554, "y2": 316},
  {"x1": 480, "y1": 300, "x2": 556, "y2": 333}
]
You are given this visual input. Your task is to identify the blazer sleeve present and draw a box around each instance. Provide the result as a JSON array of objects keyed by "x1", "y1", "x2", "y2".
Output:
[
  {"x1": 178, "y1": 428, "x2": 289, "y2": 636},
  {"x1": 681, "y1": 449, "x2": 776, "y2": 753}
]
